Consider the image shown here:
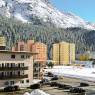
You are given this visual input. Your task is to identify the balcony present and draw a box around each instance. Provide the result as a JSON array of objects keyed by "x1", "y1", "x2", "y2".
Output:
[
  {"x1": 0, "y1": 67, "x2": 28, "y2": 71},
  {"x1": 0, "y1": 74, "x2": 28, "y2": 80}
]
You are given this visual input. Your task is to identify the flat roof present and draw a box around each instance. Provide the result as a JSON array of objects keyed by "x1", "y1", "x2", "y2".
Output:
[{"x1": 0, "y1": 50, "x2": 38, "y2": 55}]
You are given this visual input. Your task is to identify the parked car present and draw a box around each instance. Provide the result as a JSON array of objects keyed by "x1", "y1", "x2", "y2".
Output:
[
  {"x1": 57, "y1": 83, "x2": 72, "y2": 89},
  {"x1": 51, "y1": 75, "x2": 58, "y2": 80},
  {"x1": 50, "y1": 82, "x2": 58, "y2": 87},
  {"x1": 70, "y1": 87, "x2": 85, "y2": 93},
  {"x1": 30, "y1": 83, "x2": 40, "y2": 89},
  {"x1": 4, "y1": 85, "x2": 20, "y2": 92}
]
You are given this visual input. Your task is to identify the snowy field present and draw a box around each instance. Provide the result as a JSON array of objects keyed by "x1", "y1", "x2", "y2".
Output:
[{"x1": 44, "y1": 66, "x2": 95, "y2": 82}]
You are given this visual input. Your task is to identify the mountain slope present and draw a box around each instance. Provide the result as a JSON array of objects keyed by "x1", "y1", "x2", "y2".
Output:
[{"x1": 0, "y1": 0, "x2": 95, "y2": 30}]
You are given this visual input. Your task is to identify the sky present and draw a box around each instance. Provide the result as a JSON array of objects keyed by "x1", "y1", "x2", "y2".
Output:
[{"x1": 51, "y1": 0, "x2": 95, "y2": 23}]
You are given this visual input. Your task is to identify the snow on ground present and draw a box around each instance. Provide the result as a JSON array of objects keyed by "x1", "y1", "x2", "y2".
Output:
[
  {"x1": 24, "y1": 89, "x2": 50, "y2": 95},
  {"x1": 31, "y1": 79, "x2": 41, "y2": 84},
  {"x1": 14, "y1": 13, "x2": 28, "y2": 23},
  {"x1": 44, "y1": 66, "x2": 95, "y2": 82},
  {"x1": 24, "y1": 92, "x2": 30, "y2": 95}
]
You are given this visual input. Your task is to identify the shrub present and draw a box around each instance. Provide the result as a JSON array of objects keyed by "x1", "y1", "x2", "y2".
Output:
[
  {"x1": 51, "y1": 76, "x2": 58, "y2": 80},
  {"x1": 30, "y1": 84, "x2": 40, "y2": 89},
  {"x1": 80, "y1": 82, "x2": 89, "y2": 87}
]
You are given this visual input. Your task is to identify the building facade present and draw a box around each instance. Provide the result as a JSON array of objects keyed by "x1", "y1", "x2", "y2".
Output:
[
  {"x1": 12, "y1": 41, "x2": 47, "y2": 79},
  {"x1": 32, "y1": 42, "x2": 47, "y2": 63},
  {"x1": 12, "y1": 40, "x2": 35, "y2": 52},
  {"x1": 26, "y1": 40, "x2": 34, "y2": 52},
  {"x1": 0, "y1": 51, "x2": 35, "y2": 88},
  {"x1": 32, "y1": 42, "x2": 47, "y2": 79},
  {"x1": 53, "y1": 41, "x2": 75, "y2": 65},
  {"x1": 0, "y1": 36, "x2": 6, "y2": 50}
]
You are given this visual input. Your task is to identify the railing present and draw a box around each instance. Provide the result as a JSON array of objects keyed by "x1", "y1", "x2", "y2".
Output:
[
  {"x1": 0, "y1": 74, "x2": 28, "y2": 80},
  {"x1": 0, "y1": 67, "x2": 28, "y2": 71}
]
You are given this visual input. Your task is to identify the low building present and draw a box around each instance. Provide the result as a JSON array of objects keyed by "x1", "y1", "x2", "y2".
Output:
[
  {"x1": 0, "y1": 50, "x2": 36, "y2": 88},
  {"x1": 76, "y1": 51, "x2": 95, "y2": 61}
]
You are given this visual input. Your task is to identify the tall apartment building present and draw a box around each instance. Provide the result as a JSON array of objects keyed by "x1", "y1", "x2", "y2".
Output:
[
  {"x1": 32, "y1": 42, "x2": 47, "y2": 63},
  {"x1": 32, "y1": 42, "x2": 47, "y2": 79},
  {"x1": 53, "y1": 41, "x2": 75, "y2": 65},
  {"x1": 0, "y1": 50, "x2": 35, "y2": 88},
  {"x1": 0, "y1": 36, "x2": 6, "y2": 50},
  {"x1": 52, "y1": 44, "x2": 59, "y2": 65},
  {"x1": 12, "y1": 40, "x2": 47, "y2": 79}
]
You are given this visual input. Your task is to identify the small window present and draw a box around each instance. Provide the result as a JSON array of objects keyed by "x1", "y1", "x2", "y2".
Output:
[
  {"x1": 26, "y1": 79, "x2": 29, "y2": 83},
  {"x1": 26, "y1": 55, "x2": 30, "y2": 58},
  {"x1": 22, "y1": 63, "x2": 24, "y2": 67},
  {"x1": 10, "y1": 81, "x2": 14, "y2": 85},
  {"x1": 11, "y1": 55, "x2": 15, "y2": 59},
  {"x1": 20, "y1": 80, "x2": 24, "y2": 84},
  {"x1": 21, "y1": 55, "x2": 25, "y2": 59}
]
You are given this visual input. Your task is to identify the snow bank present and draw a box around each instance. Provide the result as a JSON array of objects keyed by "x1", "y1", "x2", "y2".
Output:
[
  {"x1": 23, "y1": 92, "x2": 30, "y2": 95},
  {"x1": 44, "y1": 66, "x2": 95, "y2": 82},
  {"x1": 31, "y1": 89, "x2": 50, "y2": 95},
  {"x1": 23, "y1": 89, "x2": 50, "y2": 95}
]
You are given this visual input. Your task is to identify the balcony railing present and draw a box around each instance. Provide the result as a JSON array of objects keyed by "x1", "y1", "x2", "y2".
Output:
[
  {"x1": 0, "y1": 74, "x2": 28, "y2": 80},
  {"x1": 0, "y1": 67, "x2": 28, "y2": 71}
]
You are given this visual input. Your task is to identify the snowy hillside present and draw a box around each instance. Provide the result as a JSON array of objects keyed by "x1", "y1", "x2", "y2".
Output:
[{"x1": 0, "y1": 0, "x2": 95, "y2": 30}]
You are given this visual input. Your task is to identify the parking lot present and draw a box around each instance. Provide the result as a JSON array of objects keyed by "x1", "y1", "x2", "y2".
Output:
[{"x1": 41, "y1": 76, "x2": 95, "y2": 95}]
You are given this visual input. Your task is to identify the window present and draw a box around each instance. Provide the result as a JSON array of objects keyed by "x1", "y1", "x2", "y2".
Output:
[
  {"x1": 5, "y1": 81, "x2": 9, "y2": 85},
  {"x1": 11, "y1": 55, "x2": 15, "y2": 59},
  {"x1": 10, "y1": 81, "x2": 14, "y2": 85},
  {"x1": 20, "y1": 80, "x2": 24, "y2": 84},
  {"x1": 21, "y1": 63, "x2": 24, "y2": 67},
  {"x1": 26, "y1": 79, "x2": 29, "y2": 83},
  {"x1": 21, "y1": 55, "x2": 25, "y2": 59},
  {"x1": 26, "y1": 55, "x2": 30, "y2": 58},
  {"x1": 2, "y1": 63, "x2": 4, "y2": 68}
]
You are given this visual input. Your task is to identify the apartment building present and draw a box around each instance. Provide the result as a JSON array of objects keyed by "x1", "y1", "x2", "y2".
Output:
[
  {"x1": 0, "y1": 36, "x2": 6, "y2": 50},
  {"x1": 12, "y1": 40, "x2": 35, "y2": 52},
  {"x1": 0, "y1": 50, "x2": 35, "y2": 88},
  {"x1": 12, "y1": 40, "x2": 47, "y2": 79},
  {"x1": 53, "y1": 41, "x2": 75, "y2": 65},
  {"x1": 52, "y1": 44, "x2": 59, "y2": 65},
  {"x1": 32, "y1": 42, "x2": 47, "y2": 63},
  {"x1": 32, "y1": 42, "x2": 47, "y2": 79},
  {"x1": 26, "y1": 40, "x2": 34, "y2": 51}
]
